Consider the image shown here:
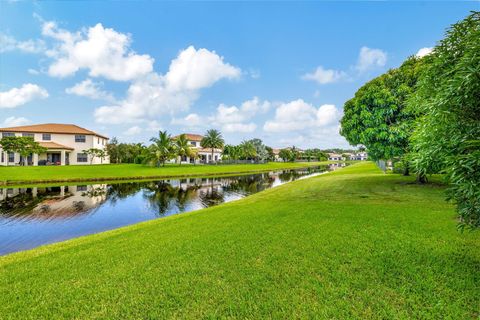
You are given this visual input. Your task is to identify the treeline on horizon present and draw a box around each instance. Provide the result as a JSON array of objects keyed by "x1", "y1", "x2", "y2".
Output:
[
  {"x1": 340, "y1": 12, "x2": 479, "y2": 229},
  {"x1": 106, "y1": 131, "x2": 359, "y2": 165}
]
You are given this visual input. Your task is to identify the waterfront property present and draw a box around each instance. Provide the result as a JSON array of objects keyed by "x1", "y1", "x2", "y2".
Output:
[
  {"x1": 0, "y1": 123, "x2": 109, "y2": 166},
  {"x1": 172, "y1": 133, "x2": 222, "y2": 164}
]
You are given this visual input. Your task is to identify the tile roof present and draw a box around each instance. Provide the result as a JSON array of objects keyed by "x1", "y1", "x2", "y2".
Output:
[
  {"x1": 38, "y1": 142, "x2": 74, "y2": 150},
  {"x1": 0, "y1": 123, "x2": 108, "y2": 139},
  {"x1": 172, "y1": 133, "x2": 204, "y2": 141}
]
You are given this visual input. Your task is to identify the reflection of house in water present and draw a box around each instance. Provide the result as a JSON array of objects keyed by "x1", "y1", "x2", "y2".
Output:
[
  {"x1": 328, "y1": 163, "x2": 347, "y2": 171},
  {"x1": 0, "y1": 185, "x2": 107, "y2": 220}
]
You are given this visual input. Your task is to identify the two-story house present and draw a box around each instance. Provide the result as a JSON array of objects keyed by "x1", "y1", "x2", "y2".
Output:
[
  {"x1": 0, "y1": 123, "x2": 109, "y2": 166},
  {"x1": 172, "y1": 133, "x2": 222, "y2": 164}
]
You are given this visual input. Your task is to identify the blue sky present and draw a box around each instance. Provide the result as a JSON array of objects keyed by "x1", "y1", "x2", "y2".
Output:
[{"x1": 0, "y1": 1, "x2": 477, "y2": 148}]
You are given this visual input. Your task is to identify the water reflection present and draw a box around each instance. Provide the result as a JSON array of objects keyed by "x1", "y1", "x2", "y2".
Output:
[{"x1": 0, "y1": 165, "x2": 337, "y2": 255}]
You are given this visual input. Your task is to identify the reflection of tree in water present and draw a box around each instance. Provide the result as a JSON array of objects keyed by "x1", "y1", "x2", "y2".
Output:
[
  {"x1": 0, "y1": 188, "x2": 64, "y2": 218},
  {"x1": 72, "y1": 201, "x2": 86, "y2": 212},
  {"x1": 175, "y1": 183, "x2": 200, "y2": 212},
  {"x1": 142, "y1": 181, "x2": 179, "y2": 216},
  {"x1": 107, "y1": 182, "x2": 144, "y2": 205},
  {"x1": 222, "y1": 173, "x2": 275, "y2": 195},
  {"x1": 198, "y1": 184, "x2": 225, "y2": 207},
  {"x1": 82, "y1": 187, "x2": 107, "y2": 198}
]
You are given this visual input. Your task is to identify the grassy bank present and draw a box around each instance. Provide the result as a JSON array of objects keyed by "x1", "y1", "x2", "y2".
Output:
[
  {"x1": 0, "y1": 161, "x2": 329, "y2": 186},
  {"x1": 0, "y1": 162, "x2": 478, "y2": 319}
]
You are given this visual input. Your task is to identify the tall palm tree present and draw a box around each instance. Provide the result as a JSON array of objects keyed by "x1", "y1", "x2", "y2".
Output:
[
  {"x1": 201, "y1": 129, "x2": 224, "y2": 164},
  {"x1": 174, "y1": 134, "x2": 191, "y2": 166},
  {"x1": 148, "y1": 131, "x2": 174, "y2": 167}
]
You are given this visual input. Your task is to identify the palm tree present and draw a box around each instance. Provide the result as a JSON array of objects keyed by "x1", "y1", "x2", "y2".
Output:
[
  {"x1": 147, "y1": 131, "x2": 174, "y2": 167},
  {"x1": 174, "y1": 134, "x2": 191, "y2": 166},
  {"x1": 201, "y1": 129, "x2": 224, "y2": 164},
  {"x1": 240, "y1": 140, "x2": 256, "y2": 160}
]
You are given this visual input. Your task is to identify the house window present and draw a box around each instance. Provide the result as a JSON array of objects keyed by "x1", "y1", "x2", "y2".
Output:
[
  {"x1": 77, "y1": 153, "x2": 88, "y2": 163},
  {"x1": 2, "y1": 132, "x2": 15, "y2": 137},
  {"x1": 76, "y1": 185, "x2": 88, "y2": 191},
  {"x1": 8, "y1": 153, "x2": 14, "y2": 163},
  {"x1": 1, "y1": 152, "x2": 3, "y2": 163},
  {"x1": 42, "y1": 134, "x2": 51, "y2": 141},
  {"x1": 97, "y1": 137, "x2": 100, "y2": 144},
  {"x1": 190, "y1": 141, "x2": 197, "y2": 146},
  {"x1": 75, "y1": 135, "x2": 86, "y2": 143},
  {"x1": 22, "y1": 133, "x2": 34, "y2": 138}
]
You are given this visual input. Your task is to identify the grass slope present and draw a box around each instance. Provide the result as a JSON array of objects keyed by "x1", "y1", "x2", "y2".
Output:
[
  {"x1": 0, "y1": 162, "x2": 478, "y2": 319},
  {"x1": 0, "y1": 161, "x2": 328, "y2": 185}
]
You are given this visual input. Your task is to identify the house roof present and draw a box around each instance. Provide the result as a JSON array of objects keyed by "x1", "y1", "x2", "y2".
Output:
[
  {"x1": 0, "y1": 123, "x2": 109, "y2": 139},
  {"x1": 172, "y1": 133, "x2": 203, "y2": 141},
  {"x1": 38, "y1": 142, "x2": 74, "y2": 150}
]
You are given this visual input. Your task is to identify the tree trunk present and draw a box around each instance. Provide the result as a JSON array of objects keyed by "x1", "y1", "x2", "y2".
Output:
[
  {"x1": 416, "y1": 173, "x2": 428, "y2": 184},
  {"x1": 211, "y1": 150, "x2": 214, "y2": 164},
  {"x1": 403, "y1": 162, "x2": 410, "y2": 176}
]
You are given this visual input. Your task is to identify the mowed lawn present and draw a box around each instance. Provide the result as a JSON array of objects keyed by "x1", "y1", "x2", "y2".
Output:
[
  {"x1": 0, "y1": 161, "x2": 328, "y2": 185},
  {"x1": 0, "y1": 162, "x2": 478, "y2": 319}
]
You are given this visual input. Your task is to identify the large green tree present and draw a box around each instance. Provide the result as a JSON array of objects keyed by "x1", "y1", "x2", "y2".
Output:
[
  {"x1": 174, "y1": 134, "x2": 192, "y2": 166},
  {"x1": 410, "y1": 12, "x2": 480, "y2": 228},
  {"x1": 340, "y1": 56, "x2": 425, "y2": 174}
]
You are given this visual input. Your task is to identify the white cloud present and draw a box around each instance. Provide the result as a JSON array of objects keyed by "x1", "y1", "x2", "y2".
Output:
[
  {"x1": 2, "y1": 116, "x2": 31, "y2": 127},
  {"x1": 165, "y1": 46, "x2": 241, "y2": 91},
  {"x1": 125, "y1": 126, "x2": 143, "y2": 136},
  {"x1": 0, "y1": 83, "x2": 49, "y2": 108},
  {"x1": 65, "y1": 79, "x2": 115, "y2": 102},
  {"x1": 210, "y1": 97, "x2": 270, "y2": 133},
  {"x1": 222, "y1": 122, "x2": 256, "y2": 133},
  {"x1": 263, "y1": 99, "x2": 340, "y2": 132},
  {"x1": 94, "y1": 46, "x2": 241, "y2": 124},
  {"x1": 42, "y1": 22, "x2": 154, "y2": 81},
  {"x1": 28, "y1": 69, "x2": 40, "y2": 75},
  {"x1": 0, "y1": 33, "x2": 46, "y2": 53},
  {"x1": 302, "y1": 66, "x2": 346, "y2": 84},
  {"x1": 416, "y1": 47, "x2": 433, "y2": 58},
  {"x1": 356, "y1": 46, "x2": 387, "y2": 72},
  {"x1": 172, "y1": 113, "x2": 204, "y2": 127}
]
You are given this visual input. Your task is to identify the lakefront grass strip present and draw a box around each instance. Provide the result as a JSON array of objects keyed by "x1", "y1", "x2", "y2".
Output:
[
  {"x1": 0, "y1": 161, "x2": 330, "y2": 185},
  {"x1": 0, "y1": 162, "x2": 478, "y2": 318}
]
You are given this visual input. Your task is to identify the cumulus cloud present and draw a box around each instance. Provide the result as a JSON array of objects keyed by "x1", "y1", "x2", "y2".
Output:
[
  {"x1": 356, "y1": 46, "x2": 387, "y2": 72},
  {"x1": 302, "y1": 66, "x2": 346, "y2": 84},
  {"x1": 263, "y1": 99, "x2": 340, "y2": 132},
  {"x1": 66, "y1": 79, "x2": 115, "y2": 102},
  {"x1": 94, "y1": 46, "x2": 241, "y2": 124},
  {"x1": 42, "y1": 22, "x2": 154, "y2": 81},
  {"x1": 0, "y1": 33, "x2": 46, "y2": 53},
  {"x1": 416, "y1": 47, "x2": 433, "y2": 58},
  {"x1": 2, "y1": 116, "x2": 31, "y2": 127},
  {"x1": 0, "y1": 83, "x2": 49, "y2": 108},
  {"x1": 210, "y1": 97, "x2": 270, "y2": 133},
  {"x1": 171, "y1": 113, "x2": 204, "y2": 127},
  {"x1": 165, "y1": 46, "x2": 241, "y2": 91}
]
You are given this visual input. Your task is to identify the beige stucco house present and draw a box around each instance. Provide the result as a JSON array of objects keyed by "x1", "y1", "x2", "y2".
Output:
[
  {"x1": 0, "y1": 123, "x2": 109, "y2": 166},
  {"x1": 172, "y1": 133, "x2": 222, "y2": 164}
]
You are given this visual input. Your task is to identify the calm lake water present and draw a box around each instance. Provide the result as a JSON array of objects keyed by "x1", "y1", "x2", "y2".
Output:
[{"x1": 0, "y1": 164, "x2": 346, "y2": 255}]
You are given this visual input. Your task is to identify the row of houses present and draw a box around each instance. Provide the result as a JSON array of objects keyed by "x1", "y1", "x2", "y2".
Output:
[{"x1": 0, "y1": 123, "x2": 367, "y2": 166}]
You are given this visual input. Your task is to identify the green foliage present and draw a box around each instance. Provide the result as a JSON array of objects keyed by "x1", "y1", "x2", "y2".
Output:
[
  {"x1": 201, "y1": 129, "x2": 225, "y2": 163},
  {"x1": 410, "y1": 12, "x2": 480, "y2": 228},
  {"x1": 174, "y1": 134, "x2": 192, "y2": 166},
  {"x1": 106, "y1": 138, "x2": 148, "y2": 164},
  {"x1": 278, "y1": 148, "x2": 292, "y2": 162},
  {"x1": 340, "y1": 56, "x2": 424, "y2": 162},
  {"x1": 147, "y1": 131, "x2": 175, "y2": 167},
  {"x1": 0, "y1": 136, "x2": 47, "y2": 166}
]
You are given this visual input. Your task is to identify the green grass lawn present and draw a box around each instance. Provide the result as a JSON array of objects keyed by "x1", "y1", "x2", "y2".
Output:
[
  {"x1": 0, "y1": 161, "x2": 329, "y2": 185},
  {"x1": 0, "y1": 162, "x2": 478, "y2": 319}
]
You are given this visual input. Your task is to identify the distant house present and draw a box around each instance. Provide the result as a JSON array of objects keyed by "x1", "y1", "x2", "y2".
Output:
[
  {"x1": 172, "y1": 133, "x2": 222, "y2": 164},
  {"x1": 272, "y1": 148, "x2": 282, "y2": 162},
  {"x1": 0, "y1": 123, "x2": 109, "y2": 166},
  {"x1": 350, "y1": 152, "x2": 368, "y2": 161},
  {"x1": 328, "y1": 153, "x2": 344, "y2": 161}
]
